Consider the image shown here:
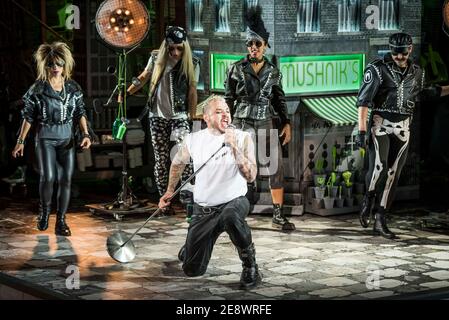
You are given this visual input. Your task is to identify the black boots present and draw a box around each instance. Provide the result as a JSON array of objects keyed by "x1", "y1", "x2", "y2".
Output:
[
  {"x1": 359, "y1": 194, "x2": 375, "y2": 228},
  {"x1": 272, "y1": 204, "x2": 296, "y2": 231},
  {"x1": 178, "y1": 244, "x2": 186, "y2": 263},
  {"x1": 37, "y1": 204, "x2": 50, "y2": 231},
  {"x1": 237, "y1": 243, "x2": 261, "y2": 289},
  {"x1": 373, "y1": 208, "x2": 396, "y2": 239},
  {"x1": 55, "y1": 211, "x2": 71, "y2": 236}
]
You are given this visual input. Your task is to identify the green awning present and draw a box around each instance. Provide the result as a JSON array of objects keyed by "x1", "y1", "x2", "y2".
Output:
[{"x1": 302, "y1": 95, "x2": 359, "y2": 126}]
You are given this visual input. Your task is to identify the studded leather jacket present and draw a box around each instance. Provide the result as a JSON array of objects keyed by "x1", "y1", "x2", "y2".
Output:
[
  {"x1": 147, "y1": 50, "x2": 200, "y2": 116},
  {"x1": 224, "y1": 56, "x2": 290, "y2": 126},
  {"x1": 22, "y1": 80, "x2": 86, "y2": 138},
  {"x1": 357, "y1": 53, "x2": 427, "y2": 116}
]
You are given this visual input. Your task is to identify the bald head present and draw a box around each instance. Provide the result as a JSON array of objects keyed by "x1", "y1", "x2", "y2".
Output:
[
  {"x1": 202, "y1": 95, "x2": 232, "y2": 133},
  {"x1": 202, "y1": 95, "x2": 227, "y2": 116}
]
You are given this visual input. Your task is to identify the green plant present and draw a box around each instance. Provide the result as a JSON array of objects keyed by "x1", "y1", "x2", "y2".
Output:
[
  {"x1": 326, "y1": 172, "x2": 337, "y2": 197},
  {"x1": 316, "y1": 176, "x2": 326, "y2": 187},
  {"x1": 342, "y1": 171, "x2": 353, "y2": 188},
  {"x1": 315, "y1": 159, "x2": 324, "y2": 174}
]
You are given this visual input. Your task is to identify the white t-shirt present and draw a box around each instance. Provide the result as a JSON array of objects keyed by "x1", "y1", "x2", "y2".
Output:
[{"x1": 184, "y1": 128, "x2": 250, "y2": 206}]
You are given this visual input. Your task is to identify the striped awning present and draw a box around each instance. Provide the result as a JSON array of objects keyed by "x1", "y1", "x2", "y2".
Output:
[{"x1": 302, "y1": 95, "x2": 359, "y2": 126}]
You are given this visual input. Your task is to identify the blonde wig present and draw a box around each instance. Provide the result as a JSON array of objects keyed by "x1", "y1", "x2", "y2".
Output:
[
  {"x1": 34, "y1": 42, "x2": 75, "y2": 81},
  {"x1": 149, "y1": 39, "x2": 196, "y2": 95}
]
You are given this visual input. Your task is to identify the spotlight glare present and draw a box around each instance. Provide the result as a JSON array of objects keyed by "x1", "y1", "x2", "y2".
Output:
[
  {"x1": 116, "y1": 9, "x2": 122, "y2": 14},
  {"x1": 114, "y1": 26, "x2": 120, "y2": 32},
  {"x1": 124, "y1": 27, "x2": 129, "y2": 32},
  {"x1": 110, "y1": 17, "x2": 116, "y2": 23},
  {"x1": 129, "y1": 19, "x2": 134, "y2": 25},
  {"x1": 125, "y1": 10, "x2": 130, "y2": 15}
]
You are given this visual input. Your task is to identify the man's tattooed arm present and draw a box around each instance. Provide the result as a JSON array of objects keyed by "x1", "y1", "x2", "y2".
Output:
[
  {"x1": 231, "y1": 134, "x2": 257, "y2": 183},
  {"x1": 167, "y1": 142, "x2": 191, "y2": 193}
]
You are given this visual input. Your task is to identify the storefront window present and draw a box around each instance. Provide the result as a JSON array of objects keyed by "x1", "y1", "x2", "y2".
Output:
[
  {"x1": 215, "y1": 0, "x2": 231, "y2": 32},
  {"x1": 378, "y1": 0, "x2": 399, "y2": 30},
  {"x1": 338, "y1": 0, "x2": 360, "y2": 32},
  {"x1": 297, "y1": 0, "x2": 320, "y2": 33},
  {"x1": 193, "y1": 50, "x2": 205, "y2": 91},
  {"x1": 189, "y1": 0, "x2": 203, "y2": 32}
]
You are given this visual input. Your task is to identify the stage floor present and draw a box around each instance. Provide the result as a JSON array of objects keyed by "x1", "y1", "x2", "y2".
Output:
[{"x1": 1, "y1": 197, "x2": 449, "y2": 300}]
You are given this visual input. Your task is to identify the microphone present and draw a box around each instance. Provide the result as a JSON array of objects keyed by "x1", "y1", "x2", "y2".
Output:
[{"x1": 224, "y1": 123, "x2": 237, "y2": 147}]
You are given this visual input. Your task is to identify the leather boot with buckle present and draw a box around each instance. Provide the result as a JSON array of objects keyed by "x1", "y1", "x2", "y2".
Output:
[
  {"x1": 237, "y1": 243, "x2": 261, "y2": 289},
  {"x1": 37, "y1": 203, "x2": 50, "y2": 231},
  {"x1": 359, "y1": 194, "x2": 375, "y2": 228},
  {"x1": 272, "y1": 204, "x2": 296, "y2": 231},
  {"x1": 373, "y1": 207, "x2": 396, "y2": 239},
  {"x1": 55, "y1": 211, "x2": 71, "y2": 236}
]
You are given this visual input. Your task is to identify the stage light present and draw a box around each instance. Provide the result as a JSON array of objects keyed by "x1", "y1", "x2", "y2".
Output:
[{"x1": 96, "y1": 0, "x2": 149, "y2": 48}]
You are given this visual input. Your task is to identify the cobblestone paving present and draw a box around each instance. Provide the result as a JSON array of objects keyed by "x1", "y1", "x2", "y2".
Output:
[{"x1": 1, "y1": 198, "x2": 449, "y2": 300}]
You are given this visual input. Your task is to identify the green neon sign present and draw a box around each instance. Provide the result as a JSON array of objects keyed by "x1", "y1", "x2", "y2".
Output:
[
  {"x1": 280, "y1": 54, "x2": 365, "y2": 94},
  {"x1": 210, "y1": 53, "x2": 244, "y2": 91}
]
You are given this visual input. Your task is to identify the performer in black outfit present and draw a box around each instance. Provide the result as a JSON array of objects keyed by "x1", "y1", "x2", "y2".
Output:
[
  {"x1": 127, "y1": 26, "x2": 199, "y2": 201},
  {"x1": 12, "y1": 42, "x2": 92, "y2": 236},
  {"x1": 224, "y1": 6, "x2": 295, "y2": 231},
  {"x1": 356, "y1": 33, "x2": 449, "y2": 239},
  {"x1": 159, "y1": 95, "x2": 261, "y2": 289}
]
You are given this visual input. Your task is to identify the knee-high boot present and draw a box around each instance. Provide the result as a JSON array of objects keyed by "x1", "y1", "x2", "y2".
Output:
[{"x1": 237, "y1": 243, "x2": 261, "y2": 289}]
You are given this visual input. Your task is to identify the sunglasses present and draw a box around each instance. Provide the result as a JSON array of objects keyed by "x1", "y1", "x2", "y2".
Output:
[
  {"x1": 246, "y1": 40, "x2": 263, "y2": 48},
  {"x1": 46, "y1": 61, "x2": 65, "y2": 68},
  {"x1": 168, "y1": 45, "x2": 184, "y2": 52},
  {"x1": 390, "y1": 46, "x2": 411, "y2": 56}
]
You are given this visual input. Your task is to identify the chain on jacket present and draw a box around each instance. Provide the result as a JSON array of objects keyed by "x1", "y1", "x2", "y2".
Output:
[
  {"x1": 224, "y1": 56, "x2": 290, "y2": 126},
  {"x1": 357, "y1": 53, "x2": 427, "y2": 116},
  {"x1": 22, "y1": 79, "x2": 86, "y2": 126},
  {"x1": 147, "y1": 50, "x2": 199, "y2": 116}
]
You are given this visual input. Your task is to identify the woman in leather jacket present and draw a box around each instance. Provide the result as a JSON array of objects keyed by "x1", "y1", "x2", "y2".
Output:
[
  {"x1": 12, "y1": 42, "x2": 92, "y2": 236},
  {"x1": 224, "y1": 6, "x2": 295, "y2": 231}
]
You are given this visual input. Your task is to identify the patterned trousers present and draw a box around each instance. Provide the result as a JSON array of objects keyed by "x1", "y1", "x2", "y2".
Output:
[{"x1": 149, "y1": 117, "x2": 193, "y2": 196}]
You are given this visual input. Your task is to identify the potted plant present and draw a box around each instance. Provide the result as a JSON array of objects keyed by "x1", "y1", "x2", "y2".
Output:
[
  {"x1": 341, "y1": 171, "x2": 353, "y2": 198},
  {"x1": 313, "y1": 159, "x2": 326, "y2": 187},
  {"x1": 313, "y1": 175, "x2": 326, "y2": 199},
  {"x1": 335, "y1": 185, "x2": 345, "y2": 208}
]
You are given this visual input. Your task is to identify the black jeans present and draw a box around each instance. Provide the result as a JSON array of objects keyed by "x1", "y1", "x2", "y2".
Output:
[
  {"x1": 182, "y1": 196, "x2": 252, "y2": 277},
  {"x1": 35, "y1": 138, "x2": 75, "y2": 214}
]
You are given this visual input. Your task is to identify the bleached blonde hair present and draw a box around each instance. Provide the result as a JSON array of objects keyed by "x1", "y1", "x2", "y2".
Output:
[
  {"x1": 34, "y1": 42, "x2": 74, "y2": 81},
  {"x1": 149, "y1": 39, "x2": 196, "y2": 95}
]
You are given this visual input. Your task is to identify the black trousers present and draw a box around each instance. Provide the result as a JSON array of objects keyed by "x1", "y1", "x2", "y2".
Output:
[
  {"x1": 365, "y1": 114, "x2": 411, "y2": 210},
  {"x1": 35, "y1": 138, "x2": 75, "y2": 214},
  {"x1": 233, "y1": 118, "x2": 284, "y2": 189},
  {"x1": 182, "y1": 196, "x2": 252, "y2": 277}
]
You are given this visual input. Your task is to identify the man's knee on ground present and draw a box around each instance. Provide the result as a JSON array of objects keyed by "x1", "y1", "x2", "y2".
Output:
[{"x1": 183, "y1": 263, "x2": 207, "y2": 277}]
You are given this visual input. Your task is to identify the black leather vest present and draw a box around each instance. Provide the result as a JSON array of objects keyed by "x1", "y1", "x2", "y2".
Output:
[
  {"x1": 357, "y1": 53, "x2": 425, "y2": 116},
  {"x1": 149, "y1": 51, "x2": 199, "y2": 116}
]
